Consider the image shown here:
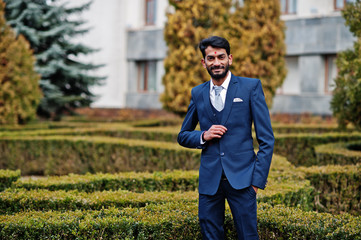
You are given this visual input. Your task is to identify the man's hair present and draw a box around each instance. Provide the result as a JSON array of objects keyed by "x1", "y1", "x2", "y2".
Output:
[{"x1": 199, "y1": 36, "x2": 230, "y2": 58}]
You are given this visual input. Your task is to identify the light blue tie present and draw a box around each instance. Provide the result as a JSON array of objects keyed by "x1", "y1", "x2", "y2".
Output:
[{"x1": 213, "y1": 85, "x2": 224, "y2": 111}]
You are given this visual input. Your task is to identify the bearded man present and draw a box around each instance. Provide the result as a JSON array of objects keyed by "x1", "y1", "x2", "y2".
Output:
[{"x1": 177, "y1": 36, "x2": 275, "y2": 240}]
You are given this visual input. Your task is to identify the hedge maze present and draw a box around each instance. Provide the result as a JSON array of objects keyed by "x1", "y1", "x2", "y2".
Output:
[{"x1": 0, "y1": 121, "x2": 360, "y2": 239}]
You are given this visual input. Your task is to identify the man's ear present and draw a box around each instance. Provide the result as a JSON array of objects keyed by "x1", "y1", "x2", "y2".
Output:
[
  {"x1": 228, "y1": 54, "x2": 233, "y2": 66},
  {"x1": 201, "y1": 58, "x2": 206, "y2": 69}
]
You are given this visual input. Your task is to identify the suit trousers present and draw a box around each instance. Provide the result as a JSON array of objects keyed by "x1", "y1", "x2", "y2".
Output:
[{"x1": 198, "y1": 179, "x2": 259, "y2": 240}]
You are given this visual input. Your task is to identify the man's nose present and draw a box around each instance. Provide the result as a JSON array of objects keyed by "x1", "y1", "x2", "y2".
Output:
[{"x1": 214, "y1": 58, "x2": 221, "y2": 65}]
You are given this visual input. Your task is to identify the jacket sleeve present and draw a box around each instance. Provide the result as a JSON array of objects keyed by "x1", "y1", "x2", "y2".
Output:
[
  {"x1": 250, "y1": 80, "x2": 275, "y2": 189},
  {"x1": 177, "y1": 90, "x2": 205, "y2": 149}
]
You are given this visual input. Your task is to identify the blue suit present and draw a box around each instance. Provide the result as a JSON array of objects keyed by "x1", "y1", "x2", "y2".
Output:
[{"x1": 177, "y1": 74, "x2": 274, "y2": 239}]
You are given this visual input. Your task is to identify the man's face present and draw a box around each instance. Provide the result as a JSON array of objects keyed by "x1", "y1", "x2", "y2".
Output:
[{"x1": 201, "y1": 46, "x2": 233, "y2": 81}]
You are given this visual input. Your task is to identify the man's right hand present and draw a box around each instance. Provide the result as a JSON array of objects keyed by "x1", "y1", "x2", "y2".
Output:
[{"x1": 203, "y1": 125, "x2": 227, "y2": 141}]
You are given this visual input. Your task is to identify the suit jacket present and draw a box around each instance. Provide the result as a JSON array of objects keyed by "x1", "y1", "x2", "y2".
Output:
[{"x1": 177, "y1": 74, "x2": 275, "y2": 195}]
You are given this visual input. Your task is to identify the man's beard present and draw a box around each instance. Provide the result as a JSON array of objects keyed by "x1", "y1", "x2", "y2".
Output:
[{"x1": 206, "y1": 63, "x2": 229, "y2": 80}]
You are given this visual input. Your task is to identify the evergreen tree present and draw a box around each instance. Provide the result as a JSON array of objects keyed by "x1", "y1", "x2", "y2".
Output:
[
  {"x1": 162, "y1": 0, "x2": 287, "y2": 114},
  {"x1": 331, "y1": 0, "x2": 361, "y2": 130},
  {"x1": 228, "y1": 0, "x2": 287, "y2": 107},
  {"x1": 4, "y1": 0, "x2": 103, "y2": 120},
  {"x1": 161, "y1": 0, "x2": 232, "y2": 115},
  {"x1": 0, "y1": 0, "x2": 41, "y2": 125}
]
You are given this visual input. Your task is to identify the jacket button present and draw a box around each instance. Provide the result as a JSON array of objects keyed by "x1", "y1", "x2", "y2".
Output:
[{"x1": 220, "y1": 152, "x2": 225, "y2": 156}]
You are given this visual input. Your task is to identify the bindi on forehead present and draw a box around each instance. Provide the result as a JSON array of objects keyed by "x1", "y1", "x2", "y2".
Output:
[{"x1": 215, "y1": 52, "x2": 217, "y2": 54}]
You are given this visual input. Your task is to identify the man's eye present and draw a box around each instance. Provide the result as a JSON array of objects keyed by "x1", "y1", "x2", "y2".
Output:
[
  {"x1": 207, "y1": 57, "x2": 214, "y2": 61},
  {"x1": 219, "y1": 56, "x2": 225, "y2": 60}
]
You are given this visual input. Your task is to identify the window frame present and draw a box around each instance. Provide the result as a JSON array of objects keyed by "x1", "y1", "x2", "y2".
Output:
[
  {"x1": 137, "y1": 60, "x2": 157, "y2": 93},
  {"x1": 280, "y1": 0, "x2": 297, "y2": 15},
  {"x1": 145, "y1": 0, "x2": 156, "y2": 26},
  {"x1": 334, "y1": 0, "x2": 356, "y2": 10},
  {"x1": 324, "y1": 54, "x2": 338, "y2": 94}
]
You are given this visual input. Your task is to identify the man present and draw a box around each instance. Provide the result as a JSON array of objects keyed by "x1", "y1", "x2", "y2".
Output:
[{"x1": 177, "y1": 36, "x2": 274, "y2": 240}]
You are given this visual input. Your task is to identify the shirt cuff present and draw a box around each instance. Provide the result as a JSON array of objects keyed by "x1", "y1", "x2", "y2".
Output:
[{"x1": 200, "y1": 131, "x2": 206, "y2": 144}]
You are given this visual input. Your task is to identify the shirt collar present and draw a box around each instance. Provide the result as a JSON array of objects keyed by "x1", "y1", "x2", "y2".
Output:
[{"x1": 210, "y1": 71, "x2": 232, "y2": 91}]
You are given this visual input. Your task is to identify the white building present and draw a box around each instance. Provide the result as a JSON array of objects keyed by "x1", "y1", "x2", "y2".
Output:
[{"x1": 77, "y1": 0, "x2": 356, "y2": 115}]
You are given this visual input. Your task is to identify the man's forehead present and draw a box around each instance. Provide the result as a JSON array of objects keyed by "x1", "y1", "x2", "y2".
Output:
[{"x1": 205, "y1": 47, "x2": 227, "y2": 56}]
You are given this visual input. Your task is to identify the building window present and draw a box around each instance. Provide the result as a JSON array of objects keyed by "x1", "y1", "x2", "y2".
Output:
[
  {"x1": 277, "y1": 56, "x2": 300, "y2": 95},
  {"x1": 137, "y1": 60, "x2": 157, "y2": 92},
  {"x1": 280, "y1": 0, "x2": 297, "y2": 14},
  {"x1": 324, "y1": 55, "x2": 337, "y2": 93},
  {"x1": 145, "y1": 0, "x2": 156, "y2": 25},
  {"x1": 335, "y1": 0, "x2": 356, "y2": 10}
]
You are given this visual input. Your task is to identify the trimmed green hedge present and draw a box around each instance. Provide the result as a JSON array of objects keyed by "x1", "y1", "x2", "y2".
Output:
[
  {"x1": 274, "y1": 132, "x2": 361, "y2": 166},
  {"x1": 1, "y1": 121, "x2": 361, "y2": 239},
  {"x1": 0, "y1": 185, "x2": 314, "y2": 215},
  {"x1": 258, "y1": 203, "x2": 361, "y2": 239},
  {"x1": 0, "y1": 202, "x2": 360, "y2": 240},
  {"x1": 300, "y1": 164, "x2": 361, "y2": 215},
  {"x1": 271, "y1": 123, "x2": 354, "y2": 134},
  {"x1": 0, "y1": 123, "x2": 179, "y2": 142},
  {"x1": 2, "y1": 132, "x2": 361, "y2": 175},
  {"x1": 11, "y1": 155, "x2": 314, "y2": 210},
  {"x1": 0, "y1": 188, "x2": 198, "y2": 214},
  {"x1": 13, "y1": 170, "x2": 199, "y2": 192},
  {"x1": 0, "y1": 136, "x2": 200, "y2": 175},
  {"x1": 0, "y1": 169, "x2": 20, "y2": 191},
  {"x1": 315, "y1": 141, "x2": 361, "y2": 165}
]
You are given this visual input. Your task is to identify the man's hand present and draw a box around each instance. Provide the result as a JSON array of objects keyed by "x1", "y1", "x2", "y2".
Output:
[
  {"x1": 252, "y1": 186, "x2": 258, "y2": 194},
  {"x1": 203, "y1": 125, "x2": 227, "y2": 141}
]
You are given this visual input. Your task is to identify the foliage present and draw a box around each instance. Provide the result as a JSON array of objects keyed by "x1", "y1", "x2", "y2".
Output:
[
  {"x1": 274, "y1": 132, "x2": 361, "y2": 166},
  {"x1": 0, "y1": 202, "x2": 360, "y2": 239},
  {"x1": 4, "y1": 0, "x2": 104, "y2": 120},
  {"x1": 1, "y1": 120, "x2": 361, "y2": 238},
  {"x1": 0, "y1": 136, "x2": 201, "y2": 175},
  {"x1": 161, "y1": 0, "x2": 232, "y2": 115},
  {"x1": 331, "y1": 0, "x2": 361, "y2": 130},
  {"x1": 161, "y1": 0, "x2": 286, "y2": 114},
  {"x1": 301, "y1": 164, "x2": 361, "y2": 215},
  {"x1": 228, "y1": 0, "x2": 287, "y2": 107},
  {"x1": 1, "y1": 122, "x2": 361, "y2": 175},
  {"x1": 315, "y1": 141, "x2": 361, "y2": 165},
  {"x1": 0, "y1": 189, "x2": 198, "y2": 213},
  {"x1": 0, "y1": 0, "x2": 41, "y2": 125},
  {"x1": 14, "y1": 170, "x2": 199, "y2": 192},
  {"x1": 0, "y1": 169, "x2": 20, "y2": 191}
]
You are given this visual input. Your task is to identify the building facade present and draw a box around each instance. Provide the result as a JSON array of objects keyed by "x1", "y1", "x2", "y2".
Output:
[{"x1": 78, "y1": 0, "x2": 356, "y2": 115}]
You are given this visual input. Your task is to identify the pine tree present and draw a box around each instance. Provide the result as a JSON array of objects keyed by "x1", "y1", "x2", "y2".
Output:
[
  {"x1": 228, "y1": 0, "x2": 287, "y2": 107},
  {"x1": 4, "y1": 0, "x2": 103, "y2": 120},
  {"x1": 161, "y1": 0, "x2": 233, "y2": 115},
  {"x1": 331, "y1": 0, "x2": 361, "y2": 130},
  {"x1": 0, "y1": 0, "x2": 41, "y2": 125}
]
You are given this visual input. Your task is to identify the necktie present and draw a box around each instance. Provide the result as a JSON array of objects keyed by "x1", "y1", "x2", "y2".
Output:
[{"x1": 213, "y1": 85, "x2": 224, "y2": 111}]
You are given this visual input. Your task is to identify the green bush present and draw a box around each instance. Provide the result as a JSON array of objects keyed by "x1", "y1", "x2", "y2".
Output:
[
  {"x1": 0, "y1": 136, "x2": 200, "y2": 175},
  {"x1": 0, "y1": 1, "x2": 41, "y2": 125},
  {"x1": 300, "y1": 164, "x2": 361, "y2": 215},
  {"x1": 13, "y1": 170, "x2": 199, "y2": 192},
  {"x1": 258, "y1": 203, "x2": 361, "y2": 239},
  {"x1": 330, "y1": 0, "x2": 361, "y2": 130},
  {"x1": 315, "y1": 141, "x2": 361, "y2": 165},
  {"x1": 271, "y1": 123, "x2": 355, "y2": 134},
  {"x1": 274, "y1": 132, "x2": 361, "y2": 166},
  {"x1": 0, "y1": 169, "x2": 20, "y2": 191},
  {"x1": 0, "y1": 188, "x2": 198, "y2": 214},
  {"x1": 1, "y1": 120, "x2": 361, "y2": 238},
  {"x1": 0, "y1": 202, "x2": 360, "y2": 240}
]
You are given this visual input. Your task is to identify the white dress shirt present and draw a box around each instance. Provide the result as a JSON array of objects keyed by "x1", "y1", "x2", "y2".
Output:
[
  {"x1": 209, "y1": 71, "x2": 231, "y2": 109},
  {"x1": 200, "y1": 71, "x2": 231, "y2": 144}
]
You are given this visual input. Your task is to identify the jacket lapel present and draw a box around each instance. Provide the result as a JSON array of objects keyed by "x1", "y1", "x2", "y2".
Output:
[
  {"x1": 202, "y1": 81, "x2": 217, "y2": 124},
  {"x1": 221, "y1": 74, "x2": 238, "y2": 125}
]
